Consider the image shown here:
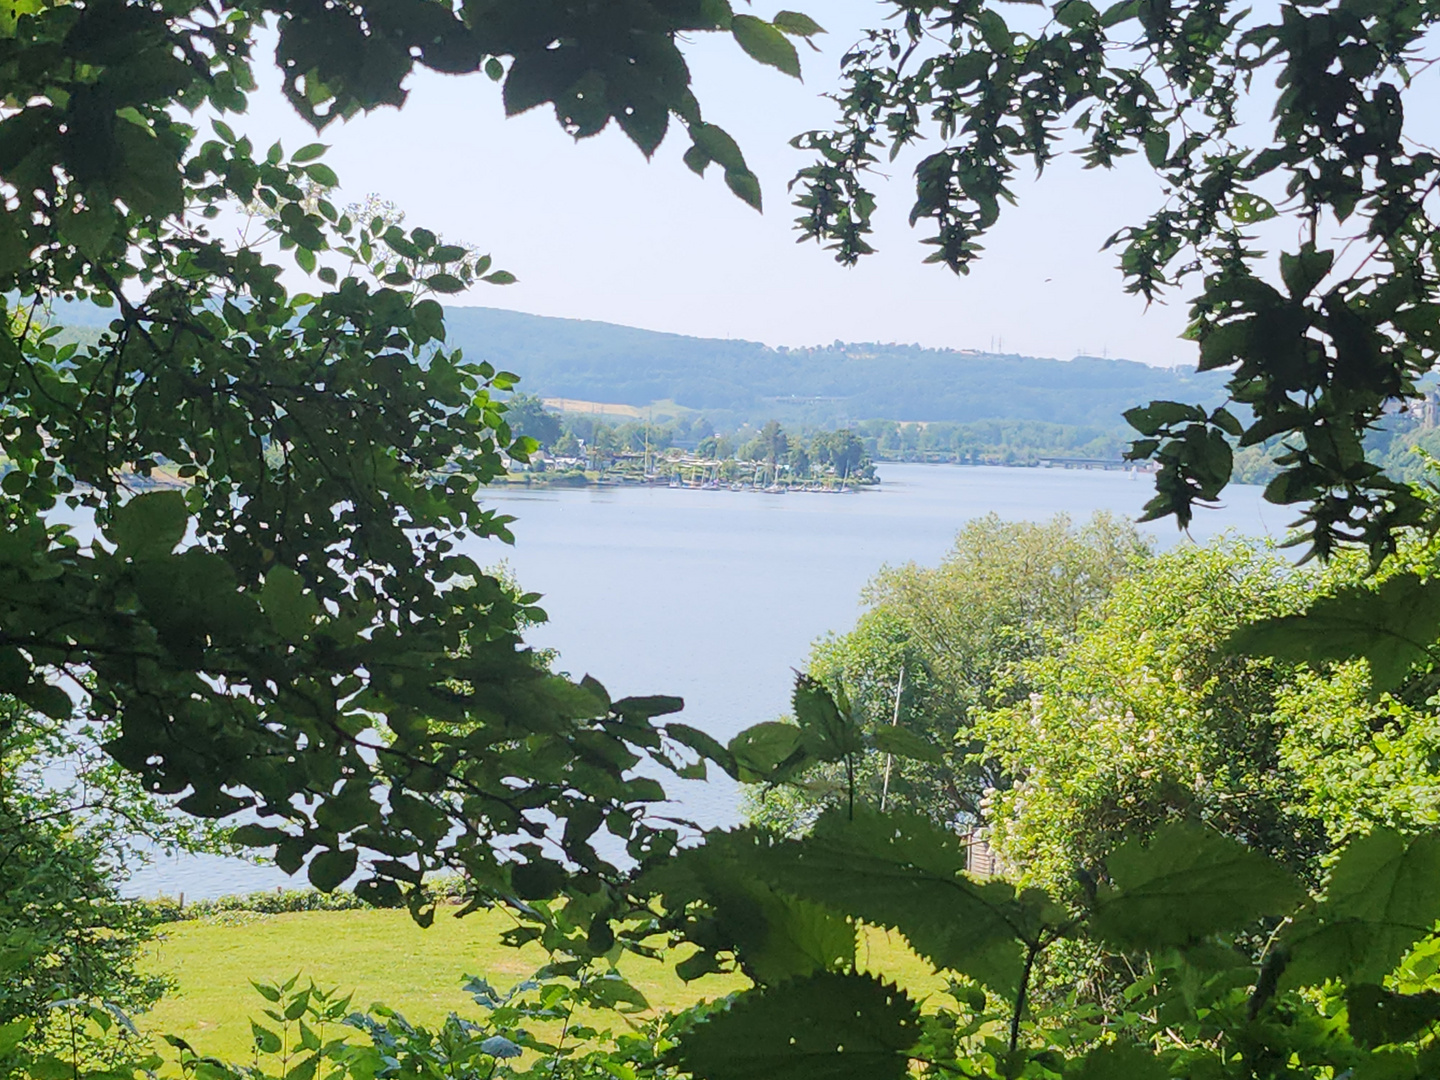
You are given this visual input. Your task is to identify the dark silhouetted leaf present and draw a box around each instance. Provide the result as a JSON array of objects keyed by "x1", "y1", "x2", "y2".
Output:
[
  {"x1": 676, "y1": 972, "x2": 920, "y2": 1080},
  {"x1": 1228, "y1": 574, "x2": 1440, "y2": 692},
  {"x1": 1092, "y1": 823, "x2": 1303, "y2": 950}
]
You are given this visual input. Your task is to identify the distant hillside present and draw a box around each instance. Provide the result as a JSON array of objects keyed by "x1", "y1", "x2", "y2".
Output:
[
  {"x1": 441, "y1": 306, "x2": 1224, "y2": 427},
  {"x1": 45, "y1": 299, "x2": 1225, "y2": 428}
]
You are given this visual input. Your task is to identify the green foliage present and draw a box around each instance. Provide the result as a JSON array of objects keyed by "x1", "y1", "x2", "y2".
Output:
[
  {"x1": 426, "y1": 308, "x2": 1228, "y2": 427},
  {"x1": 1273, "y1": 663, "x2": 1440, "y2": 839},
  {"x1": 505, "y1": 393, "x2": 564, "y2": 450},
  {"x1": 1090, "y1": 823, "x2": 1304, "y2": 951},
  {"x1": 1281, "y1": 829, "x2": 1440, "y2": 989},
  {"x1": 793, "y1": 0, "x2": 1440, "y2": 564},
  {"x1": 747, "y1": 513, "x2": 1148, "y2": 832},
  {"x1": 676, "y1": 972, "x2": 920, "y2": 1080},
  {"x1": 1231, "y1": 572, "x2": 1440, "y2": 693},
  {"x1": 976, "y1": 539, "x2": 1344, "y2": 894},
  {"x1": 0, "y1": 0, "x2": 813, "y2": 921},
  {"x1": 0, "y1": 697, "x2": 224, "y2": 1071}
]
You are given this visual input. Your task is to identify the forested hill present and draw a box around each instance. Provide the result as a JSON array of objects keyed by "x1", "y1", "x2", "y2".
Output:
[
  {"x1": 48, "y1": 299, "x2": 1224, "y2": 426},
  {"x1": 441, "y1": 306, "x2": 1224, "y2": 426}
]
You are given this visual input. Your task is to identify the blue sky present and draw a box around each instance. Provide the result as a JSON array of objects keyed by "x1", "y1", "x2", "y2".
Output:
[{"x1": 232, "y1": 2, "x2": 1199, "y2": 365}]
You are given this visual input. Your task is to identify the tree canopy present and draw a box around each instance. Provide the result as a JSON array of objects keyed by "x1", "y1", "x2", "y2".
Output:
[
  {"x1": 794, "y1": 0, "x2": 1440, "y2": 562},
  {"x1": 748, "y1": 513, "x2": 1149, "y2": 834},
  {"x1": 0, "y1": 0, "x2": 822, "y2": 915}
]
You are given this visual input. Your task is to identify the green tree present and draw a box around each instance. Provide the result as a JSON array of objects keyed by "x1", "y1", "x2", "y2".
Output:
[
  {"x1": 503, "y1": 393, "x2": 562, "y2": 450},
  {"x1": 553, "y1": 430, "x2": 581, "y2": 458},
  {"x1": 0, "y1": 0, "x2": 823, "y2": 920},
  {"x1": 977, "y1": 539, "x2": 1349, "y2": 897},
  {"x1": 0, "y1": 697, "x2": 231, "y2": 1065},
  {"x1": 746, "y1": 513, "x2": 1149, "y2": 833},
  {"x1": 810, "y1": 429, "x2": 867, "y2": 476}
]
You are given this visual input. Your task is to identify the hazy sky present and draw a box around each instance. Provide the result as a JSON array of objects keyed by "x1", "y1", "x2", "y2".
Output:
[{"x1": 234, "y1": 1, "x2": 1202, "y2": 365}]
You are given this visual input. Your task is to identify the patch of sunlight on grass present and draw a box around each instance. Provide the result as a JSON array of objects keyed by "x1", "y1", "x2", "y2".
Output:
[{"x1": 140, "y1": 907, "x2": 945, "y2": 1066}]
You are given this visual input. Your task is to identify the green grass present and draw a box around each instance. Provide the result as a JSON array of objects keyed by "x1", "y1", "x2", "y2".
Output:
[{"x1": 141, "y1": 908, "x2": 944, "y2": 1065}]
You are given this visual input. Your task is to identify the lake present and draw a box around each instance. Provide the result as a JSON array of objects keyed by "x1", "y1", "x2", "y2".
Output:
[{"x1": 124, "y1": 464, "x2": 1283, "y2": 898}]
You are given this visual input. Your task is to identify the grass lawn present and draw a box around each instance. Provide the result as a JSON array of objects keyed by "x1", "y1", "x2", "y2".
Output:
[{"x1": 141, "y1": 907, "x2": 945, "y2": 1065}]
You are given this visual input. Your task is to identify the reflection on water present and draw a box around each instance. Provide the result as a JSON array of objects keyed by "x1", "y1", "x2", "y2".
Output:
[{"x1": 124, "y1": 464, "x2": 1279, "y2": 898}]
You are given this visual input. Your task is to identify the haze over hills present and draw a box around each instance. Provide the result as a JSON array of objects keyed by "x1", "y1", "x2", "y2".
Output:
[
  {"x1": 48, "y1": 299, "x2": 1225, "y2": 429},
  {"x1": 440, "y1": 306, "x2": 1224, "y2": 428}
]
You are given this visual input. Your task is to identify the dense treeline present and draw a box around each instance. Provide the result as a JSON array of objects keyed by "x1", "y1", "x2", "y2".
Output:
[{"x1": 438, "y1": 307, "x2": 1228, "y2": 426}]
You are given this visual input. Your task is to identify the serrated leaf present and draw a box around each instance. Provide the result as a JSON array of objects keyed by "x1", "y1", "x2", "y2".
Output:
[
  {"x1": 683, "y1": 144, "x2": 712, "y2": 176},
  {"x1": 730, "y1": 807, "x2": 1037, "y2": 994},
  {"x1": 425, "y1": 273, "x2": 465, "y2": 294},
  {"x1": 613, "y1": 694, "x2": 685, "y2": 718},
  {"x1": 1092, "y1": 823, "x2": 1303, "y2": 950},
  {"x1": 251, "y1": 981, "x2": 282, "y2": 1003},
  {"x1": 1284, "y1": 830, "x2": 1440, "y2": 988},
  {"x1": 793, "y1": 674, "x2": 861, "y2": 760},
  {"x1": 731, "y1": 15, "x2": 801, "y2": 78},
  {"x1": 304, "y1": 163, "x2": 339, "y2": 188},
  {"x1": 728, "y1": 722, "x2": 805, "y2": 780},
  {"x1": 1227, "y1": 573, "x2": 1440, "y2": 693},
  {"x1": 251, "y1": 1021, "x2": 282, "y2": 1054},
  {"x1": 724, "y1": 167, "x2": 763, "y2": 210},
  {"x1": 1123, "y1": 400, "x2": 1206, "y2": 437},
  {"x1": 676, "y1": 972, "x2": 920, "y2": 1080},
  {"x1": 283, "y1": 988, "x2": 311, "y2": 1021},
  {"x1": 1346, "y1": 985, "x2": 1440, "y2": 1049}
]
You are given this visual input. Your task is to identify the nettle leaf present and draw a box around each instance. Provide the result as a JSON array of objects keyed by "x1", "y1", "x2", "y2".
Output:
[
  {"x1": 676, "y1": 972, "x2": 920, "y2": 1080},
  {"x1": 108, "y1": 490, "x2": 189, "y2": 560},
  {"x1": 1284, "y1": 830, "x2": 1440, "y2": 988},
  {"x1": 1092, "y1": 823, "x2": 1303, "y2": 950},
  {"x1": 646, "y1": 828, "x2": 854, "y2": 983},
  {"x1": 762, "y1": 806, "x2": 1038, "y2": 995},
  {"x1": 1228, "y1": 573, "x2": 1440, "y2": 693},
  {"x1": 793, "y1": 674, "x2": 862, "y2": 760},
  {"x1": 251, "y1": 1021, "x2": 282, "y2": 1054},
  {"x1": 1073, "y1": 1040, "x2": 1168, "y2": 1080},
  {"x1": 1346, "y1": 985, "x2": 1440, "y2": 1049},
  {"x1": 731, "y1": 15, "x2": 801, "y2": 78}
]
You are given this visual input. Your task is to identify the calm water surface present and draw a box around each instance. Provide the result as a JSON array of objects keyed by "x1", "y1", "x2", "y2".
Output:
[{"x1": 125, "y1": 464, "x2": 1282, "y2": 897}]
